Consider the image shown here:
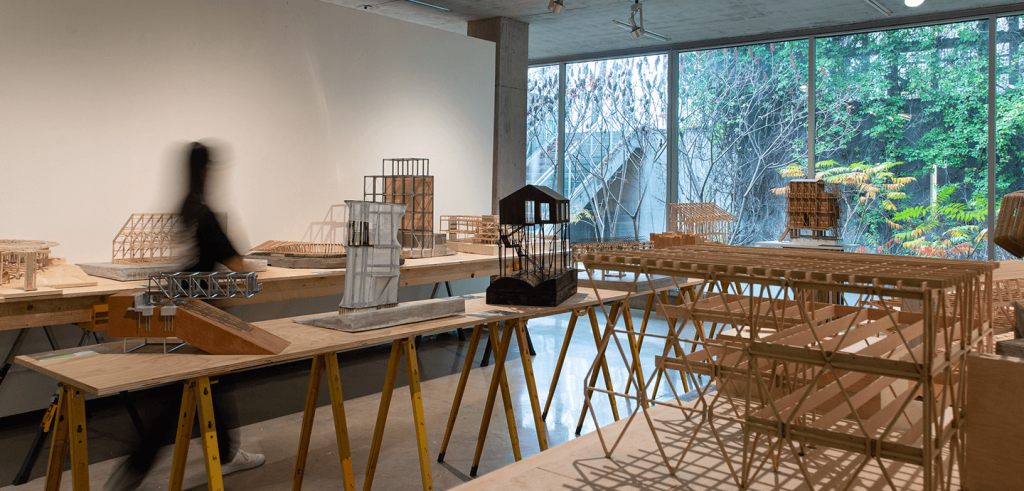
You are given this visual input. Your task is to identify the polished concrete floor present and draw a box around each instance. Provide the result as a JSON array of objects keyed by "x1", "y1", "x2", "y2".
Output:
[{"x1": 0, "y1": 307, "x2": 694, "y2": 491}]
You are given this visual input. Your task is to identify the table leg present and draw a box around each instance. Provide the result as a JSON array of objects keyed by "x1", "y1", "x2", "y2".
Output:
[
  {"x1": 576, "y1": 304, "x2": 621, "y2": 435},
  {"x1": 403, "y1": 339, "x2": 434, "y2": 491},
  {"x1": 0, "y1": 328, "x2": 30, "y2": 390},
  {"x1": 51, "y1": 384, "x2": 89, "y2": 491},
  {"x1": 194, "y1": 377, "x2": 224, "y2": 491},
  {"x1": 363, "y1": 342, "x2": 402, "y2": 491},
  {"x1": 44, "y1": 386, "x2": 69, "y2": 491},
  {"x1": 542, "y1": 309, "x2": 582, "y2": 420},
  {"x1": 488, "y1": 324, "x2": 522, "y2": 462},
  {"x1": 292, "y1": 355, "x2": 325, "y2": 490},
  {"x1": 470, "y1": 321, "x2": 514, "y2": 477},
  {"x1": 324, "y1": 354, "x2": 357, "y2": 491},
  {"x1": 438, "y1": 324, "x2": 484, "y2": 462},
  {"x1": 513, "y1": 319, "x2": 548, "y2": 451},
  {"x1": 169, "y1": 381, "x2": 197, "y2": 491},
  {"x1": 636, "y1": 294, "x2": 656, "y2": 353}
]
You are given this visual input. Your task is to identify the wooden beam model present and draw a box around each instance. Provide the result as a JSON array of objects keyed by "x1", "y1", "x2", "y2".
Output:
[
  {"x1": 995, "y1": 190, "x2": 1024, "y2": 258},
  {"x1": 649, "y1": 232, "x2": 706, "y2": 249},
  {"x1": 667, "y1": 202, "x2": 737, "y2": 241},
  {"x1": 0, "y1": 240, "x2": 59, "y2": 289},
  {"x1": 579, "y1": 245, "x2": 996, "y2": 491},
  {"x1": 569, "y1": 236, "x2": 652, "y2": 263},
  {"x1": 441, "y1": 215, "x2": 499, "y2": 255},
  {"x1": 112, "y1": 213, "x2": 184, "y2": 265},
  {"x1": 250, "y1": 240, "x2": 345, "y2": 257}
]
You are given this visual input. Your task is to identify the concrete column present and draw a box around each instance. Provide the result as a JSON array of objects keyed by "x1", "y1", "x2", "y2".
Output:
[{"x1": 468, "y1": 17, "x2": 529, "y2": 214}]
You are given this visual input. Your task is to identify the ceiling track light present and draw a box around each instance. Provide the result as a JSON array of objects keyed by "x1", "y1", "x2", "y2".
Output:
[
  {"x1": 862, "y1": 0, "x2": 892, "y2": 17},
  {"x1": 613, "y1": 1, "x2": 670, "y2": 42},
  {"x1": 404, "y1": 0, "x2": 449, "y2": 11},
  {"x1": 548, "y1": 0, "x2": 564, "y2": 14}
]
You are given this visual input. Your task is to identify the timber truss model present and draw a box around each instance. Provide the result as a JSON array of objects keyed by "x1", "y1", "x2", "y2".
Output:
[
  {"x1": 0, "y1": 240, "x2": 58, "y2": 289},
  {"x1": 667, "y1": 202, "x2": 737, "y2": 241},
  {"x1": 578, "y1": 245, "x2": 995, "y2": 491},
  {"x1": 108, "y1": 272, "x2": 289, "y2": 355},
  {"x1": 112, "y1": 213, "x2": 184, "y2": 265}
]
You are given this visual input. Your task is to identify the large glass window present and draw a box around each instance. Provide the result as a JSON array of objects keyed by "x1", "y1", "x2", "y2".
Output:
[
  {"x1": 815, "y1": 21, "x2": 990, "y2": 260},
  {"x1": 677, "y1": 42, "x2": 809, "y2": 245},
  {"x1": 997, "y1": 16, "x2": 1024, "y2": 260},
  {"x1": 563, "y1": 54, "x2": 668, "y2": 242},
  {"x1": 527, "y1": 65, "x2": 560, "y2": 190}
]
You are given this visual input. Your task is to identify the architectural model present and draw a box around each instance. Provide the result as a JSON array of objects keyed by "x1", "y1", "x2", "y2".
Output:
[
  {"x1": 487, "y1": 185, "x2": 577, "y2": 307},
  {"x1": 667, "y1": 202, "x2": 736, "y2": 241},
  {"x1": 579, "y1": 245, "x2": 995, "y2": 491},
  {"x1": 365, "y1": 158, "x2": 450, "y2": 258},
  {"x1": 649, "y1": 232, "x2": 706, "y2": 248},
  {"x1": 0, "y1": 240, "x2": 59, "y2": 290},
  {"x1": 111, "y1": 213, "x2": 184, "y2": 265},
  {"x1": 780, "y1": 179, "x2": 842, "y2": 242},
  {"x1": 247, "y1": 204, "x2": 348, "y2": 268},
  {"x1": 107, "y1": 272, "x2": 289, "y2": 355},
  {"x1": 441, "y1": 215, "x2": 499, "y2": 255},
  {"x1": 995, "y1": 190, "x2": 1024, "y2": 258},
  {"x1": 339, "y1": 200, "x2": 407, "y2": 311}
]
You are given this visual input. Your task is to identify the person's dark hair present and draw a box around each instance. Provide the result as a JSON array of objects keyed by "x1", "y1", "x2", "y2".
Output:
[{"x1": 187, "y1": 141, "x2": 211, "y2": 196}]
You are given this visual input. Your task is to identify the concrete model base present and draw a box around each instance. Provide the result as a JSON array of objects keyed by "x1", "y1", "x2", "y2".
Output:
[
  {"x1": 296, "y1": 297, "x2": 466, "y2": 332},
  {"x1": 78, "y1": 262, "x2": 183, "y2": 281}
]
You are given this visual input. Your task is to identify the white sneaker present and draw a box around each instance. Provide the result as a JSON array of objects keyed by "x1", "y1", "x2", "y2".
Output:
[{"x1": 220, "y1": 448, "x2": 266, "y2": 476}]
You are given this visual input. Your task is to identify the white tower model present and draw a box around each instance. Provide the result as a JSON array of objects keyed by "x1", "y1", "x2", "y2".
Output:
[{"x1": 339, "y1": 200, "x2": 407, "y2": 311}]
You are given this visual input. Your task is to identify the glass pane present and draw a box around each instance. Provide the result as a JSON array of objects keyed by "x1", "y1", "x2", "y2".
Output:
[
  {"x1": 677, "y1": 42, "x2": 809, "y2": 245},
  {"x1": 815, "y1": 20, "x2": 990, "y2": 259},
  {"x1": 565, "y1": 54, "x2": 668, "y2": 241},
  {"x1": 997, "y1": 16, "x2": 1024, "y2": 261},
  {"x1": 527, "y1": 65, "x2": 560, "y2": 190}
]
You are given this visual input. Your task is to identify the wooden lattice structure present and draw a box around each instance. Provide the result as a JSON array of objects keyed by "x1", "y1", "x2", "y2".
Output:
[
  {"x1": 994, "y1": 190, "x2": 1024, "y2": 258},
  {"x1": 569, "y1": 236, "x2": 652, "y2": 263},
  {"x1": 781, "y1": 179, "x2": 841, "y2": 242},
  {"x1": 579, "y1": 245, "x2": 995, "y2": 491},
  {"x1": 667, "y1": 202, "x2": 736, "y2": 241},
  {"x1": 250, "y1": 240, "x2": 345, "y2": 257},
  {"x1": 0, "y1": 240, "x2": 58, "y2": 287},
  {"x1": 649, "y1": 232, "x2": 706, "y2": 249},
  {"x1": 365, "y1": 158, "x2": 437, "y2": 257},
  {"x1": 112, "y1": 213, "x2": 184, "y2": 265},
  {"x1": 441, "y1": 215, "x2": 499, "y2": 244}
]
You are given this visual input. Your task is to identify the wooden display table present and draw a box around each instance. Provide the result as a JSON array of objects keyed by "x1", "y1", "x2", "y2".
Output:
[{"x1": 16, "y1": 287, "x2": 638, "y2": 491}]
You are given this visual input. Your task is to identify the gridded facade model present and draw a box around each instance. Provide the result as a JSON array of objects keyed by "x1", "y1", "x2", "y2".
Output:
[
  {"x1": 994, "y1": 190, "x2": 1024, "y2": 258},
  {"x1": 339, "y1": 200, "x2": 407, "y2": 311},
  {"x1": 667, "y1": 202, "x2": 737, "y2": 241},
  {"x1": 441, "y1": 215, "x2": 499, "y2": 244},
  {"x1": 0, "y1": 240, "x2": 57, "y2": 287},
  {"x1": 112, "y1": 213, "x2": 184, "y2": 265},
  {"x1": 781, "y1": 179, "x2": 841, "y2": 241},
  {"x1": 579, "y1": 245, "x2": 995, "y2": 491},
  {"x1": 487, "y1": 185, "x2": 577, "y2": 307},
  {"x1": 364, "y1": 158, "x2": 437, "y2": 257}
]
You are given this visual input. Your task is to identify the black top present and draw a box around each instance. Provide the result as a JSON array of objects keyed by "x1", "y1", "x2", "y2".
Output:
[{"x1": 179, "y1": 194, "x2": 238, "y2": 273}]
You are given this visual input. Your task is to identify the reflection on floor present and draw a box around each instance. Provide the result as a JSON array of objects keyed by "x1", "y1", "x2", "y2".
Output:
[{"x1": 0, "y1": 308, "x2": 692, "y2": 490}]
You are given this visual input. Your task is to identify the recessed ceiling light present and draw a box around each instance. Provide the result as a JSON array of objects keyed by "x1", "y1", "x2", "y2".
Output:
[
  {"x1": 905, "y1": 0, "x2": 925, "y2": 6},
  {"x1": 358, "y1": 4, "x2": 372, "y2": 9}
]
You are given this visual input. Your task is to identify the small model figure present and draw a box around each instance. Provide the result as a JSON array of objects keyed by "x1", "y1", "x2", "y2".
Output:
[
  {"x1": 487, "y1": 185, "x2": 577, "y2": 307},
  {"x1": 339, "y1": 200, "x2": 407, "y2": 311}
]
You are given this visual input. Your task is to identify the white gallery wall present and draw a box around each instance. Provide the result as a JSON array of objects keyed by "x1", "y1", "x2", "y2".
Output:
[
  {"x1": 0, "y1": 0, "x2": 495, "y2": 263},
  {"x1": 0, "y1": 0, "x2": 494, "y2": 417}
]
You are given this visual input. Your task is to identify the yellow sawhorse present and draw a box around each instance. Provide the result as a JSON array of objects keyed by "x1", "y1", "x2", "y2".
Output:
[
  {"x1": 292, "y1": 352, "x2": 356, "y2": 491},
  {"x1": 167, "y1": 377, "x2": 225, "y2": 491},
  {"x1": 436, "y1": 318, "x2": 548, "y2": 477},
  {"x1": 43, "y1": 384, "x2": 90, "y2": 491},
  {"x1": 363, "y1": 337, "x2": 433, "y2": 491}
]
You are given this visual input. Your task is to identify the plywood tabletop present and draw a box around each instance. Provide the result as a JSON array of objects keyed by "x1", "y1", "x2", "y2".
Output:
[{"x1": 14, "y1": 286, "x2": 651, "y2": 396}]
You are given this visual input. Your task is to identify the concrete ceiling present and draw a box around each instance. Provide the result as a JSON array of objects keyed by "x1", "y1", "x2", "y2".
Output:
[{"x1": 321, "y1": 0, "x2": 1024, "y2": 62}]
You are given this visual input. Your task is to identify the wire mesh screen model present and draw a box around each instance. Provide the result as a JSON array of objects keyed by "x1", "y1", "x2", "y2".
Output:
[
  {"x1": 488, "y1": 185, "x2": 577, "y2": 307},
  {"x1": 112, "y1": 213, "x2": 184, "y2": 265},
  {"x1": 667, "y1": 202, "x2": 737, "y2": 241},
  {"x1": 339, "y1": 200, "x2": 406, "y2": 311},
  {"x1": 782, "y1": 179, "x2": 842, "y2": 242},
  {"x1": 578, "y1": 245, "x2": 996, "y2": 491},
  {"x1": 364, "y1": 158, "x2": 436, "y2": 257}
]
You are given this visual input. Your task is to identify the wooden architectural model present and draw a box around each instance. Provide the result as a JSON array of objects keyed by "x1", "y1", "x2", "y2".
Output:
[
  {"x1": 579, "y1": 245, "x2": 995, "y2": 491},
  {"x1": 365, "y1": 158, "x2": 448, "y2": 258},
  {"x1": 441, "y1": 215, "x2": 499, "y2": 255},
  {"x1": 107, "y1": 272, "x2": 289, "y2": 355},
  {"x1": 649, "y1": 232, "x2": 706, "y2": 249},
  {"x1": 781, "y1": 179, "x2": 842, "y2": 242},
  {"x1": 570, "y1": 236, "x2": 652, "y2": 263},
  {"x1": 250, "y1": 240, "x2": 345, "y2": 257},
  {"x1": 995, "y1": 190, "x2": 1024, "y2": 258},
  {"x1": 339, "y1": 200, "x2": 407, "y2": 312},
  {"x1": 0, "y1": 240, "x2": 59, "y2": 290},
  {"x1": 667, "y1": 202, "x2": 736, "y2": 241},
  {"x1": 487, "y1": 185, "x2": 577, "y2": 307},
  {"x1": 112, "y1": 213, "x2": 184, "y2": 265}
]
